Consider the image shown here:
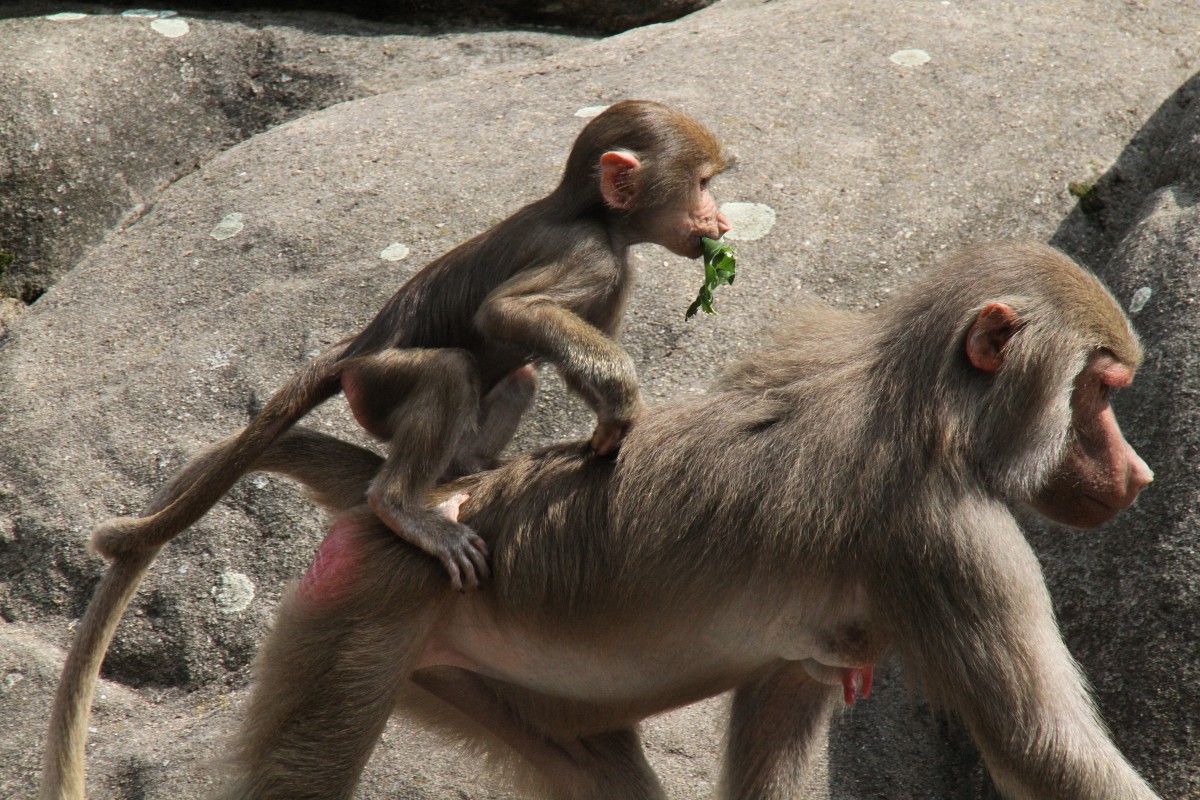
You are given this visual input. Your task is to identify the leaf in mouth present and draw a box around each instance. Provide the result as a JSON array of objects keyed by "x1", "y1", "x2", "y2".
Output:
[{"x1": 686, "y1": 237, "x2": 737, "y2": 319}]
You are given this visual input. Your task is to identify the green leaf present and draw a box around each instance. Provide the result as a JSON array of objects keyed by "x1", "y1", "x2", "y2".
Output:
[
  {"x1": 687, "y1": 237, "x2": 737, "y2": 319},
  {"x1": 700, "y1": 236, "x2": 726, "y2": 262}
]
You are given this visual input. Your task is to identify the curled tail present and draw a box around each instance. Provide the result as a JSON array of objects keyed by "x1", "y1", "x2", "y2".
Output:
[
  {"x1": 42, "y1": 344, "x2": 351, "y2": 799},
  {"x1": 90, "y1": 345, "x2": 346, "y2": 560},
  {"x1": 40, "y1": 553, "x2": 156, "y2": 800}
]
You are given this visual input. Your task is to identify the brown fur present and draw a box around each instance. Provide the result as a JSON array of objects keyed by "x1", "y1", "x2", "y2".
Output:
[
  {"x1": 40, "y1": 100, "x2": 728, "y2": 800},
  {"x1": 211, "y1": 242, "x2": 1158, "y2": 799}
]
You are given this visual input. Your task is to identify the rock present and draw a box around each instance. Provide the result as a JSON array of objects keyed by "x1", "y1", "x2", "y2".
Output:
[
  {"x1": 0, "y1": 2, "x2": 587, "y2": 303},
  {"x1": 1042, "y1": 71, "x2": 1200, "y2": 799},
  {"x1": 0, "y1": 1, "x2": 1197, "y2": 797},
  {"x1": 58, "y1": 0, "x2": 714, "y2": 34}
]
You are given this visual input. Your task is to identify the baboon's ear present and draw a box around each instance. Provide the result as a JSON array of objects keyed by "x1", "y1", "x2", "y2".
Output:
[
  {"x1": 965, "y1": 303, "x2": 1019, "y2": 373},
  {"x1": 599, "y1": 151, "x2": 640, "y2": 210}
]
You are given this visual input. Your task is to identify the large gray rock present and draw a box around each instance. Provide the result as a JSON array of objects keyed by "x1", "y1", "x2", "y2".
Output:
[
  {"x1": 0, "y1": 1, "x2": 1196, "y2": 797},
  {"x1": 0, "y1": 4, "x2": 587, "y2": 306},
  {"x1": 1040, "y1": 73, "x2": 1200, "y2": 800}
]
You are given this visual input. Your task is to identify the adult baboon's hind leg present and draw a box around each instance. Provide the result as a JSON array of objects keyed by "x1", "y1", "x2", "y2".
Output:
[
  {"x1": 411, "y1": 667, "x2": 666, "y2": 800},
  {"x1": 217, "y1": 511, "x2": 443, "y2": 800}
]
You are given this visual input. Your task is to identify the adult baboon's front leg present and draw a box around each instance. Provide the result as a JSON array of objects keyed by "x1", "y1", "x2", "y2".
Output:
[
  {"x1": 889, "y1": 513, "x2": 1161, "y2": 800},
  {"x1": 720, "y1": 661, "x2": 841, "y2": 799}
]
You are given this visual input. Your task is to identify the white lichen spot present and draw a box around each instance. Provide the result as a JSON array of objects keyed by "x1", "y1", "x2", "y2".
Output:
[
  {"x1": 890, "y1": 49, "x2": 931, "y2": 67},
  {"x1": 575, "y1": 105, "x2": 610, "y2": 118},
  {"x1": 720, "y1": 202, "x2": 777, "y2": 241},
  {"x1": 250, "y1": 475, "x2": 269, "y2": 490},
  {"x1": 210, "y1": 212, "x2": 245, "y2": 241},
  {"x1": 380, "y1": 242, "x2": 411, "y2": 262},
  {"x1": 46, "y1": 12, "x2": 88, "y2": 21},
  {"x1": 3, "y1": 672, "x2": 24, "y2": 691},
  {"x1": 213, "y1": 571, "x2": 255, "y2": 615},
  {"x1": 206, "y1": 348, "x2": 234, "y2": 370},
  {"x1": 151, "y1": 17, "x2": 189, "y2": 38},
  {"x1": 1129, "y1": 286, "x2": 1152, "y2": 315}
]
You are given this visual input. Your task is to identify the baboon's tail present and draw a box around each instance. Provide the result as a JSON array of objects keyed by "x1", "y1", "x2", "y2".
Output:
[
  {"x1": 40, "y1": 553, "x2": 155, "y2": 800},
  {"x1": 41, "y1": 343, "x2": 347, "y2": 799},
  {"x1": 90, "y1": 345, "x2": 345, "y2": 560},
  {"x1": 255, "y1": 426, "x2": 384, "y2": 512}
]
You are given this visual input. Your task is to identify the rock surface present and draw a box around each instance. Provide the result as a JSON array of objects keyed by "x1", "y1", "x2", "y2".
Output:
[
  {"x1": 1041, "y1": 71, "x2": 1200, "y2": 800},
  {"x1": 0, "y1": 2, "x2": 1197, "y2": 798},
  {"x1": 0, "y1": 1, "x2": 590, "y2": 304},
  {"x1": 57, "y1": 0, "x2": 713, "y2": 34}
]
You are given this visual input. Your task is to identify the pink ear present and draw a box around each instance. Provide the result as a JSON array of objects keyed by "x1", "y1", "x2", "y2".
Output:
[
  {"x1": 965, "y1": 303, "x2": 1019, "y2": 373},
  {"x1": 599, "y1": 151, "x2": 640, "y2": 210}
]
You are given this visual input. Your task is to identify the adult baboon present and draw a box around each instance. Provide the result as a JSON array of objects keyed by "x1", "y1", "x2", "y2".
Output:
[{"x1": 45, "y1": 242, "x2": 1159, "y2": 800}]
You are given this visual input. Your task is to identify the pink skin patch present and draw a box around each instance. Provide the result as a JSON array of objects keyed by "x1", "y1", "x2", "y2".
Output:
[
  {"x1": 841, "y1": 665, "x2": 874, "y2": 705},
  {"x1": 299, "y1": 517, "x2": 362, "y2": 607}
]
